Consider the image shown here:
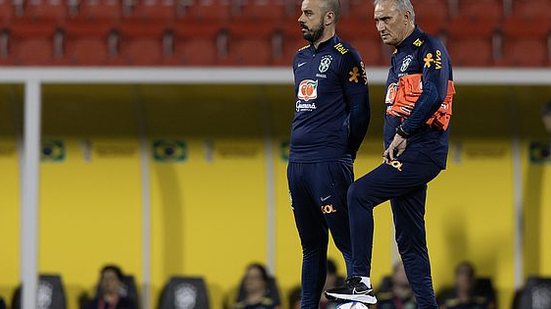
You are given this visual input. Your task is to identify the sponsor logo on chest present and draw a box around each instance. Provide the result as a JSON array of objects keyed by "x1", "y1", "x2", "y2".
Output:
[
  {"x1": 296, "y1": 79, "x2": 319, "y2": 111},
  {"x1": 297, "y1": 79, "x2": 318, "y2": 101}
]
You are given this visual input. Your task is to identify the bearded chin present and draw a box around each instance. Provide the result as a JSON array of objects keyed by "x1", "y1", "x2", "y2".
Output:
[{"x1": 304, "y1": 23, "x2": 325, "y2": 43}]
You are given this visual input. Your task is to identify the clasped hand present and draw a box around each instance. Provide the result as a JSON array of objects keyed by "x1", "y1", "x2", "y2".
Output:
[{"x1": 383, "y1": 133, "x2": 407, "y2": 163}]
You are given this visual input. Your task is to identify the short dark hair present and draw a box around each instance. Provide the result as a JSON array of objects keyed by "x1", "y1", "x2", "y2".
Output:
[
  {"x1": 246, "y1": 263, "x2": 270, "y2": 283},
  {"x1": 455, "y1": 261, "x2": 475, "y2": 278},
  {"x1": 101, "y1": 264, "x2": 124, "y2": 281}
]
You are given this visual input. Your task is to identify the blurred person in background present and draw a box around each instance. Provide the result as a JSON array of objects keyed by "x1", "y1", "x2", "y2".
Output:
[
  {"x1": 543, "y1": 101, "x2": 551, "y2": 135},
  {"x1": 287, "y1": 0, "x2": 370, "y2": 307},
  {"x1": 438, "y1": 261, "x2": 495, "y2": 309},
  {"x1": 233, "y1": 263, "x2": 280, "y2": 309},
  {"x1": 0, "y1": 296, "x2": 5, "y2": 309},
  {"x1": 541, "y1": 100, "x2": 551, "y2": 160},
  {"x1": 289, "y1": 286, "x2": 302, "y2": 309},
  {"x1": 320, "y1": 258, "x2": 345, "y2": 309},
  {"x1": 326, "y1": 0, "x2": 455, "y2": 307},
  {"x1": 87, "y1": 265, "x2": 137, "y2": 309},
  {"x1": 376, "y1": 261, "x2": 416, "y2": 309}
]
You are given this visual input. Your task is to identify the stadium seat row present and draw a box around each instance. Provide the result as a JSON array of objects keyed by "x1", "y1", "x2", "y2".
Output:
[
  {"x1": 0, "y1": 0, "x2": 550, "y2": 22},
  {"x1": 0, "y1": 17, "x2": 549, "y2": 66},
  {"x1": 8, "y1": 274, "x2": 210, "y2": 309}
]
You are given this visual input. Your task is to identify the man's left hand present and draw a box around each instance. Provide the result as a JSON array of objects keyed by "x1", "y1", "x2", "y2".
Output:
[{"x1": 383, "y1": 134, "x2": 408, "y2": 162}]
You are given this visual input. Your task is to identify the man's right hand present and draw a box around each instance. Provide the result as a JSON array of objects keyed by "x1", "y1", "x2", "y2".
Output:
[{"x1": 383, "y1": 133, "x2": 407, "y2": 162}]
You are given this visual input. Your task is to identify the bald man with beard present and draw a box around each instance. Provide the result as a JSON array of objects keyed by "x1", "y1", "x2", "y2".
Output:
[{"x1": 288, "y1": 0, "x2": 371, "y2": 308}]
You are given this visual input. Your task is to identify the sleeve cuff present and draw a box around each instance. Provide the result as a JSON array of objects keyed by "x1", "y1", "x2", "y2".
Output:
[{"x1": 396, "y1": 125, "x2": 410, "y2": 138}]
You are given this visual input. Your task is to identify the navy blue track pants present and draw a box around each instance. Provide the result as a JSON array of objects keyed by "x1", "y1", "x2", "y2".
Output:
[
  {"x1": 348, "y1": 150, "x2": 441, "y2": 309},
  {"x1": 287, "y1": 161, "x2": 354, "y2": 309}
]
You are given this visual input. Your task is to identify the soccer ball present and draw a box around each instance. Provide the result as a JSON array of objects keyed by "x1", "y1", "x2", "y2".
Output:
[{"x1": 336, "y1": 301, "x2": 370, "y2": 309}]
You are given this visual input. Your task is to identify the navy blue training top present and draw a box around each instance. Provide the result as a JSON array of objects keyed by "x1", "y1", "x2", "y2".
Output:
[
  {"x1": 290, "y1": 36, "x2": 370, "y2": 163},
  {"x1": 384, "y1": 26, "x2": 454, "y2": 169}
]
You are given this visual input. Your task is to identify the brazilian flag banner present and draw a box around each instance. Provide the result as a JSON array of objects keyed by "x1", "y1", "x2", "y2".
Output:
[
  {"x1": 153, "y1": 139, "x2": 187, "y2": 162},
  {"x1": 41, "y1": 140, "x2": 65, "y2": 162},
  {"x1": 530, "y1": 142, "x2": 551, "y2": 164}
]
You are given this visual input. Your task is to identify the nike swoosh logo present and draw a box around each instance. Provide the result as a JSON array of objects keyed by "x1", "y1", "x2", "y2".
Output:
[
  {"x1": 297, "y1": 62, "x2": 307, "y2": 68},
  {"x1": 320, "y1": 195, "x2": 331, "y2": 202},
  {"x1": 352, "y1": 287, "x2": 371, "y2": 295}
]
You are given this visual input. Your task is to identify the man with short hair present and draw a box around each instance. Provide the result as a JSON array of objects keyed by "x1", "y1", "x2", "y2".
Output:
[
  {"x1": 288, "y1": 0, "x2": 371, "y2": 308},
  {"x1": 326, "y1": 1, "x2": 455, "y2": 308}
]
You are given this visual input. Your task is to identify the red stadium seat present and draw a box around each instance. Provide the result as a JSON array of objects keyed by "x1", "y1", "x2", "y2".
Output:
[
  {"x1": 64, "y1": 19, "x2": 113, "y2": 64},
  {"x1": 348, "y1": 38, "x2": 386, "y2": 67},
  {"x1": 414, "y1": 0, "x2": 449, "y2": 21},
  {"x1": 237, "y1": 0, "x2": 287, "y2": 20},
  {"x1": 272, "y1": 18, "x2": 305, "y2": 66},
  {"x1": 226, "y1": 20, "x2": 274, "y2": 65},
  {"x1": 413, "y1": 0, "x2": 449, "y2": 36},
  {"x1": 513, "y1": 0, "x2": 551, "y2": 19},
  {"x1": 338, "y1": 18, "x2": 383, "y2": 66},
  {"x1": 456, "y1": 0, "x2": 503, "y2": 20},
  {"x1": 285, "y1": 0, "x2": 301, "y2": 18},
  {"x1": 415, "y1": 17, "x2": 447, "y2": 37},
  {"x1": 170, "y1": 20, "x2": 224, "y2": 65},
  {"x1": 132, "y1": 0, "x2": 176, "y2": 21},
  {"x1": 79, "y1": 0, "x2": 122, "y2": 20},
  {"x1": 119, "y1": 20, "x2": 166, "y2": 65},
  {"x1": 0, "y1": 0, "x2": 15, "y2": 24},
  {"x1": 23, "y1": 0, "x2": 67, "y2": 21},
  {"x1": 67, "y1": 38, "x2": 108, "y2": 64},
  {"x1": 0, "y1": 28, "x2": 9, "y2": 64},
  {"x1": 122, "y1": 38, "x2": 163, "y2": 65},
  {"x1": 446, "y1": 17, "x2": 499, "y2": 66},
  {"x1": 497, "y1": 17, "x2": 551, "y2": 67},
  {"x1": 347, "y1": 0, "x2": 374, "y2": 21},
  {"x1": 9, "y1": 20, "x2": 57, "y2": 65},
  {"x1": 179, "y1": 0, "x2": 233, "y2": 21}
]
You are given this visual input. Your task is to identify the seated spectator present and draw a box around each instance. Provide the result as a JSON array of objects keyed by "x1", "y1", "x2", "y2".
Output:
[
  {"x1": 0, "y1": 296, "x2": 6, "y2": 309},
  {"x1": 233, "y1": 263, "x2": 280, "y2": 309},
  {"x1": 87, "y1": 264, "x2": 137, "y2": 309},
  {"x1": 320, "y1": 258, "x2": 345, "y2": 309},
  {"x1": 376, "y1": 260, "x2": 416, "y2": 309},
  {"x1": 543, "y1": 100, "x2": 551, "y2": 134},
  {"x1": 288, "y1": 285, "x2": 301, "y2": 309},
  {"x1": 438, "y1": 261, "x2": 495, "y2": 309}
]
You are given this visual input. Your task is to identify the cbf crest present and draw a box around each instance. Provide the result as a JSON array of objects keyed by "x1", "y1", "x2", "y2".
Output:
[
  {"x1": 319, "y1": 55, "x2": 333, "y2": 73},
  {"x1": 401, "y1": 55, "x2": 413, "y2": 72}
]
